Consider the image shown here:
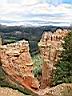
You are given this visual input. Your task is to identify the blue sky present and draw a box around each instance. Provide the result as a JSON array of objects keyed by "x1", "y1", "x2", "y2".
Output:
[
  {"x1": 0, "y1": 0, "x2": 72, "y2": 26},
  {"x1": 63, "y1": 0, "x2": 72, "y2": 3}
]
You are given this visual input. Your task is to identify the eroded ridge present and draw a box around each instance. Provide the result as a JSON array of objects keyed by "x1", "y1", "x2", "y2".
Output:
[
  {"x1": 0, "y1": 40, "x2": 39, "y2": 92},
  {"x1": 38, "y1": 29, "x2": 69, "y2": 88}
]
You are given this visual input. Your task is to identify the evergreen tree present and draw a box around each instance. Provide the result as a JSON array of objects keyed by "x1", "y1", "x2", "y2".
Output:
[{"x1": 53, "y1": 32, "x2": 72, "y2": 85}]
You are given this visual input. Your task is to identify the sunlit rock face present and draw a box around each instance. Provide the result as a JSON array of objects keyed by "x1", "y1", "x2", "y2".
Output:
[
  {"x1": 38, "y1": 29, "x2": 68, "y2": 88},
  {"x1": 0, "y1": 40, "x2": 39, "y2": 91},
  {"x1": 39, "y1": 83, "x2": 72, "y2": 96}
]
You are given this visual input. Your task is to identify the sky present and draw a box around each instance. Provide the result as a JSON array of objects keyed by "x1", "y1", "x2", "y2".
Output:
[{"x1": 0, "y1": 0, "x2": 72, "y2": 26}]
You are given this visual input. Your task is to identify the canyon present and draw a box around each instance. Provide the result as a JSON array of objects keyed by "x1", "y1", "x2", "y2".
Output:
[{"x1": 0, "y1": 29, "x2": 71, "y2": 96}]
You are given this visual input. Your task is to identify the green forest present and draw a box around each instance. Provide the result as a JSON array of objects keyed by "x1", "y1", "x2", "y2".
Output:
[{"x1": 0, "y1": 24, "x2": 70, "y2": 54}]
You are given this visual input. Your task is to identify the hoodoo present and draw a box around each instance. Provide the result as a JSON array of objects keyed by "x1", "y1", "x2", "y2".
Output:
[{"x1": 38, "y1": 29, "x2": 68, "y2": 88}]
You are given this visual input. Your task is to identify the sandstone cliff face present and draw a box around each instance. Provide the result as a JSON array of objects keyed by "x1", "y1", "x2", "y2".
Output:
[
  {"x1": 0, "y1": 29, "x2": 71, "y2": 96},
  {"x1": 0, "y1": 40, "x2": 39, "y2": 91},
  {"x1": 38, "y1": 29, "x2": 68, "y2": 88}
]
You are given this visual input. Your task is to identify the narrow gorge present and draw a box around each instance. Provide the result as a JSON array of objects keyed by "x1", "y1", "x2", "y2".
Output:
[{"x1": 0, "y1": 29, "x2": 72, "y2": 96}]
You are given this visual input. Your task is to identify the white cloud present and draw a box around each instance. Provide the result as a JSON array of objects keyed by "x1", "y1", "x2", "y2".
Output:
[
  {"x1": 0, "y1": 0, "x2": 72, "y2": 26},
  {"x1": 0, "y1": 0, "x2": 39, "y2": 5}
]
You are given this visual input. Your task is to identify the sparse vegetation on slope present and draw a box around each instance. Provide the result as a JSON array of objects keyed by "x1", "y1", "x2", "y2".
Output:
[{"x1": 32, "y1": 54, "x2": 43, "y2": 78}]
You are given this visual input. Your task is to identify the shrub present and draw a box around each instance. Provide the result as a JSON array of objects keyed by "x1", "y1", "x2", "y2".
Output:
[{"x1": 32, "y1": 54, "x2": 43, "y2": 78}]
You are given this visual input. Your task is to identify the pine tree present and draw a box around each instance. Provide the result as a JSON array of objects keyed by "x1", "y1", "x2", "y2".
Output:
[{"x1": 53, "y1": 32, "x2": 72, "y2": 85}]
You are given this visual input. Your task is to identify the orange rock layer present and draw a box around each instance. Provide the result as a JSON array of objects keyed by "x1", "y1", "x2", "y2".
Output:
[
  {"x1": 38, "y1": 29, "x2": 69, "y2": 88},
  {"x1": 0, "y1": 40, "x2": 39, "y2": 91}
]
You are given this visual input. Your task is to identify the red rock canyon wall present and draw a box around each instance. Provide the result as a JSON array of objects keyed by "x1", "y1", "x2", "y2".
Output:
[
  {"x1": 38, "y1": 29, "x2": 68, "y2": 88},
  {"x1": 0, "y1": 40, "x2": 39, "y2": 91}
]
